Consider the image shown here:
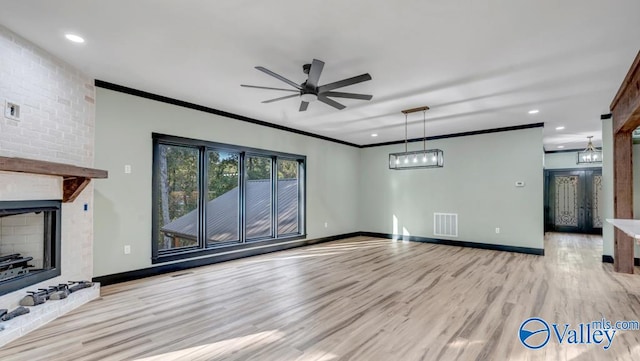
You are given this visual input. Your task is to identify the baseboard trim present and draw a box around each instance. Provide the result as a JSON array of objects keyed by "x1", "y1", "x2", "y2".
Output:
[
  {"x1": 602, "y1": 255, "x2": 640, "y2": 266},
  {"x1": 359, "y1": 232, "x2": 545, "y2": 256},
  {"x1": 93, "y1": 232, "x2": 360, "y2": 286},
  {"x1": 94, "y1": 231, "x2": 545, "y2": 285}
]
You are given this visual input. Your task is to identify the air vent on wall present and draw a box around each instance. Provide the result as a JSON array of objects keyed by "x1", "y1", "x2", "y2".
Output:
[{"x1": 434, "y1": 213, "x2": 458, "y2": 237}]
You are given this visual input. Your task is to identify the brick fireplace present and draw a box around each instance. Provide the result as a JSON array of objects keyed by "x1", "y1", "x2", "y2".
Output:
[{"x1": 0, "y1": 24, "x2": 104, "y2": 346}]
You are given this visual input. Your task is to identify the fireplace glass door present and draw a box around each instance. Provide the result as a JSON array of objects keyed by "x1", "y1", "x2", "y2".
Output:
[{"x1": 0, "y1": 200, "x2": 61, "y2": 296}]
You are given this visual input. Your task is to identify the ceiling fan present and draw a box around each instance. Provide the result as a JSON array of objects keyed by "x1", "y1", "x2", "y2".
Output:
[{"x1": 241, "y1": 59, "x2": 372, "y2": 111}]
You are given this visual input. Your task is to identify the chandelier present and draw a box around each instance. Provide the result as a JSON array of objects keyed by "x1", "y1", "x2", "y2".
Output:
[
  {"x1": 577, "y1": 136, "x2": 602, "y2": 164},
  {"x1": 389, "y1": 106, "x2": 443, "y2": 170}
]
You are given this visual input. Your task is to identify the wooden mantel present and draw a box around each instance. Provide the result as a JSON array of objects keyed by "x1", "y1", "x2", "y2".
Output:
[{"x1": 0, "y1": 156, "x2": 108, "y2": 202}]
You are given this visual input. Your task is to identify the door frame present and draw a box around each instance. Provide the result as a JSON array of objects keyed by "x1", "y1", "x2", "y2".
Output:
[{"x1": 544, "y1": 167, "x2": 603, "y2": 234}]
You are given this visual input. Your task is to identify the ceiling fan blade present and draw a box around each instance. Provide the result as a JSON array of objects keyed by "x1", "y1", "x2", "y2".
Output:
[
  {"x1": 317, "y1": 95, "x2": 346, "y2": 110},
  {"x1": 255, "y1": 66, "x2": 301, "y2": 90},
  {"x1": 321, "y1": 91, "x2": 373, "y2": 100},
  {"x1": 318, "y1": 73, "x2": 372, "y2": 92},
  {"x1": 299, "y1": 101, "x2": 309, "y2": 111},
  {"x1": 241, "y1": 84, "x2": 299, "y2": 92},
  {"x1": 305, "y1": 59, "x2": 325, "y2": 89},
  {"x1": 262, "y1": 94, "x2": 299, "y2": 104}
]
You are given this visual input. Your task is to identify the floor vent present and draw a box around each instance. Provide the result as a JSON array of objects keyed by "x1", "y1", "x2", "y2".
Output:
[{"x1": 434, "y1": 213, "x2": 458, "y2": 237}]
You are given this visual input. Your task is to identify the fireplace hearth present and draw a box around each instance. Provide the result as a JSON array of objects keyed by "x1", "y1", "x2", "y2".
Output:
[{"x1": 0, "y1": 200, "x2": 61, "y2": 296}]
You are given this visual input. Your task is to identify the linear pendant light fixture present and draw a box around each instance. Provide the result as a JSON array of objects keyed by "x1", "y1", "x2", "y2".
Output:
[
  {"x1": 389, "y1": 106, "x2": 444, "y2": 170},
  {"x1": 576, "y1": 136, "x2": 602, "y2": 164}
]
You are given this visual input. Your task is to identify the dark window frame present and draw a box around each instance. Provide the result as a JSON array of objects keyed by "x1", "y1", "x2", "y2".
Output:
[
  {"x1": 276, "y1": 157, "x2": 303, "y2": 237},
  {"x1": 151, "y1": 133, "x2": 306, "y2": 263}
]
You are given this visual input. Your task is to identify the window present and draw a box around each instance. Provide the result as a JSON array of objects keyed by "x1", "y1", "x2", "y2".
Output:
[
  {"x1": 152, "y1": 134, "x2": 306, "y2": 262},
  {"x1": 277, "y1": 159, "x2": 299, "y2": 235},
  {"x1": 156, "y1": 144, "x2": 199, "y2": 251},
  {"x1": 206, "y1": 150, "x2": 240, "y2": 244},
  {"x1": 245, "y1": 156, "x2": 273, "y2": 240}
]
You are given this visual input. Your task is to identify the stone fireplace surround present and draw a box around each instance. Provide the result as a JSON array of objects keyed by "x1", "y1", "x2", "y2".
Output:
[{"x1": 0, "y1": 161, "x2": 107, "y2": 347}]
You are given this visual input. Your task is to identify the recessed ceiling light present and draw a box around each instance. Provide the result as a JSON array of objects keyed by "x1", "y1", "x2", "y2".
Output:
[
  {"x1": 528, "y1": 109, "x2": 539, "y2": 114},
  {"x1": 65, "y1": 34, "x2": 85, "y2": 43},
  {"x1": 557, "y1": 145, "x2": 565, "y2": 149},
  {"x1": 371, "y1": 133, "x2": 378, "y2": 137},
  {"x1": 555, "y1": 126, "x2": 565, "y2": 130}
]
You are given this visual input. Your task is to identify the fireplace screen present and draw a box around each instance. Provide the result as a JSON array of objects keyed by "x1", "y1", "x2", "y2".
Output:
[{"x1": 0, "y1": 200, "x2": 61, "y2": 296}]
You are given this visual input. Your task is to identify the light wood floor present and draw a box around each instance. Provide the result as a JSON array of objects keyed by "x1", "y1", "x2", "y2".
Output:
[{"x1": 1, "y1": 233, "x2": 640, "y2": 361}]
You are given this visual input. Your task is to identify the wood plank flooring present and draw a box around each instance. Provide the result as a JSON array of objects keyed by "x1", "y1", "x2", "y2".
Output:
[{"x1": 1, "y1": 233, "x2": 640, "y2": 360}]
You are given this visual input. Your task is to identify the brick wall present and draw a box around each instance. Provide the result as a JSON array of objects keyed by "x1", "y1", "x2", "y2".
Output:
[
  {"x1": 0, "y1": 26, "x2": 94, "y2": 166},
  {"x1": 0, "y1": 23, "x2": 97, "y2": 336}
]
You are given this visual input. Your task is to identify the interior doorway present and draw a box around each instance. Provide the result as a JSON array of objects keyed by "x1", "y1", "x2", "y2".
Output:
[{"x1": 544, "y1": 168, "x2": 603, "y2": 234}]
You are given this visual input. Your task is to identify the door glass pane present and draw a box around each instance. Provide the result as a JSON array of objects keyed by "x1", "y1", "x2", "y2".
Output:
[
  {"x1": 246, "y1": 156, "x2": 272, "y2": 239},
  {"x1": 554, "y1": 175, "x2": 579, "y2": 227},
  {"x1": 206, "y1": 151, "x2": 240, "y2": 244},
  {"x1": 157, "y1": 144, "x2": 199, "y2": 251},
  {"x1": 277, "y1": 159, "x2": 299, "y2": 235},
  {"x1": 592, "y1": 175, "x2": 603, "y2": 228}
]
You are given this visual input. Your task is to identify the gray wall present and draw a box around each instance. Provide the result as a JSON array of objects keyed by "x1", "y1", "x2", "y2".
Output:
[
  {"x1": 544, "y1": 151, "x2": 602, "y2": 169},
  {"x1": 94, "y1": 88, "x2": 547, "y2": 277},
  {"x1": 93, "y1": 88, "x2": 361, "y2": 277},
  {"x1": 358, "y1": 127, "x2": 544, "y2": 250}
]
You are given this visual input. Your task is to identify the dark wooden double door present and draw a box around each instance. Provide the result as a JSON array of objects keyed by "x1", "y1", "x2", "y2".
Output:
[{"x1": 544, "y1": 168, "x2": 603, "y2": 234}]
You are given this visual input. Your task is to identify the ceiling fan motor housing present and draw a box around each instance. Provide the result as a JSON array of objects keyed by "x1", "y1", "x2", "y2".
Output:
[{"x1": 300, "y1": 91, "x2": 318, "y2": 102}]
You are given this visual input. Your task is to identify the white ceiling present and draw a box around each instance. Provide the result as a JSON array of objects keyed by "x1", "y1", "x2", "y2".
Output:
[{"x1": 1, "y1": 0, "x2": 639, "y2": 149}]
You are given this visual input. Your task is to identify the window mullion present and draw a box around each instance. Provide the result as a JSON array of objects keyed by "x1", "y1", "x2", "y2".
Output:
[
  {"x1": 199, "y1": 146, "x2": 207, "y2": 250},
  {"x1": 151, "y1": 139, "x2": 160, "y2": 260},
  {"x1": 299, "y1": 160, "x2": 305, "y2": 235},
  {"x1": 239, "y1": 152, "x2": 246, "y2": 243},
  {"x1": 272, "y1": 156, "x2": 278, "y2": 239}
]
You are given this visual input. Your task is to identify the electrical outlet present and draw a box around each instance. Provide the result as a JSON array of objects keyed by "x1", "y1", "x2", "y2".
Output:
[
  {"x1": 124, "y1": 165, "x2": 132, "y2": 174},
  {"x1": 495, "y1": 227, "x2": 500, "y2": 234},
  {"x1": 124, "y1": 245, "x2": 131, "y2": 254},
  {"x1": 324, "y1": 222, "x2": 328, "y2": 228},
  {"x1": 4, "y1": 100, "x2": 21, "y2": 121}
]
